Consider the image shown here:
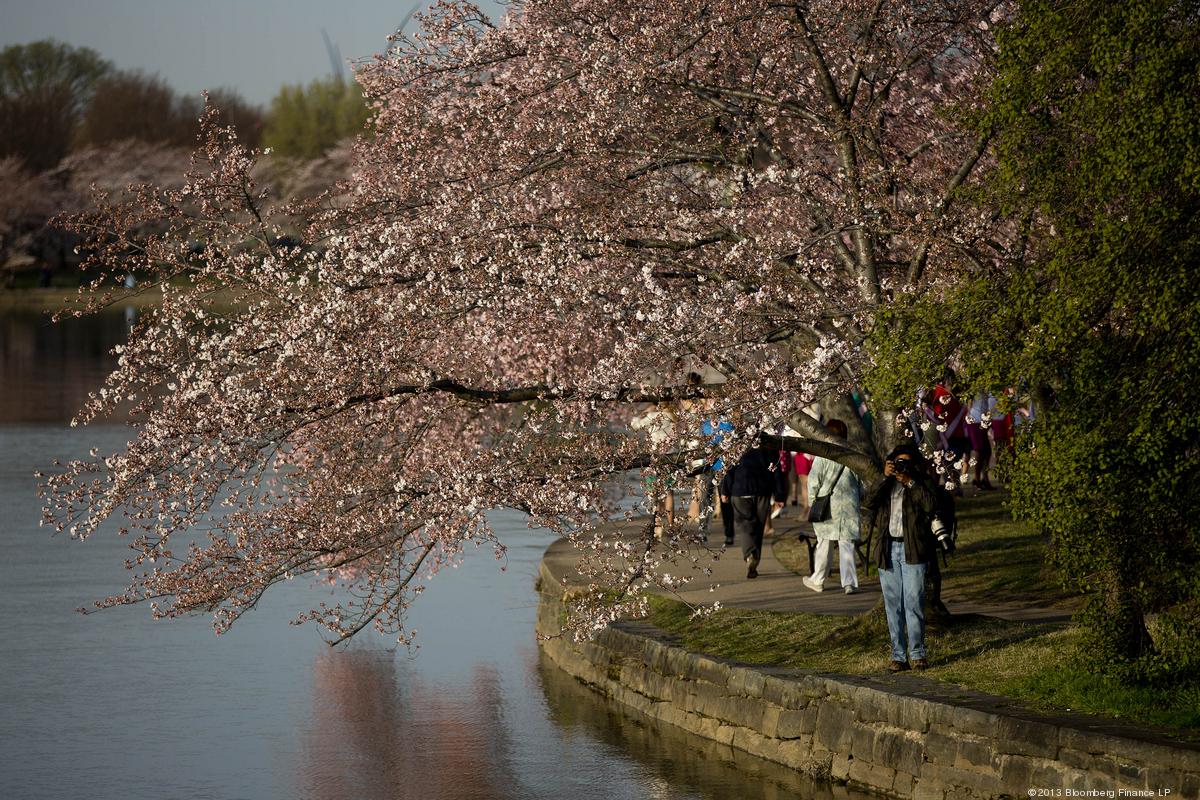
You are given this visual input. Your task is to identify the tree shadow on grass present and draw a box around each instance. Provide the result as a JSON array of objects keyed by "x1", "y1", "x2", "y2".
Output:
[{"x1": 924, "y1": 614, "x2": 1066, "y2": 669}]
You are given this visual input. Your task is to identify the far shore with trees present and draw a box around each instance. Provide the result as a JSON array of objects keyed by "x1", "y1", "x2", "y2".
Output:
[
  {"x1": 11, "y1": 1, "x2": 1199, "y2": 729},
  {"x1": 0, "y1": 39, "x2": 370, "y2": 287}
]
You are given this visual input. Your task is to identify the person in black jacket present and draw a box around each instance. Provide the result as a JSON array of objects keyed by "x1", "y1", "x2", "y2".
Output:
[
  {"x1": 717, "y1": 465, "x2": 737, "y2": 548},
  {"x1": 720, "y1": 439, "x2": 787, "y2": 578},
  {"x1": 864, "y1": 443, "x2": 938, "y2": 671}
]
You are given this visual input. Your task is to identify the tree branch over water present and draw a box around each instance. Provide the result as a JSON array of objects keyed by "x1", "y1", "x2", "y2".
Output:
[{"x1": 46, "y1": 0, "x2": 1008, "y2": 643}]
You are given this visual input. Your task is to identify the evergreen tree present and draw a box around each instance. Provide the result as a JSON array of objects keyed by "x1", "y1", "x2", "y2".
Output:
[{"x1": 870, "y1": 0, "x2": 1200, "y2": 678}]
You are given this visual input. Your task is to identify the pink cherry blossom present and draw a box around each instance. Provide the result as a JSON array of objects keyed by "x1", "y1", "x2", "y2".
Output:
[{"x1": 44, "y1": 0, "x2": 1012, "y2": 643}]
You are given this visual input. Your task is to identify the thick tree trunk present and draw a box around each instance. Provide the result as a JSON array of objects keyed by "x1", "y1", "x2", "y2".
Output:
[
  {"x1": 869, "y1": 405, "x2": 901, "y2": 466},
  {"x1": 1100, "y1": 567, "x2": 1153, "y2": 663}
]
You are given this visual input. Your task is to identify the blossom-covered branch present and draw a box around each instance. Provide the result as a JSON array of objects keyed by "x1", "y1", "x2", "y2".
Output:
[{"x1": 46, "y1": 0, "x2": 1012, "y2": 642}]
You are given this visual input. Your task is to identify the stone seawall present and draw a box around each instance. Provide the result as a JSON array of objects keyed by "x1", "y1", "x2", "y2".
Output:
[{"x1": 536, "y1": 557, "x2": 1200, "y2": 800}]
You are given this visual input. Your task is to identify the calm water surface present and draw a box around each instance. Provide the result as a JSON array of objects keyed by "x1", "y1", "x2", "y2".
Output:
[{"x1": 0, "y1": 308, "x2": 873, "y2": 799}]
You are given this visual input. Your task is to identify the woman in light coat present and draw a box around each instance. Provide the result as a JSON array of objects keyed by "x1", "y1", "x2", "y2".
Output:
[
  {"x1": 802, "y1": 419, "x2": 865, "y2": 594},
  {"x1": 632, "y1": 402, "x2": 678, "y2": 536}
]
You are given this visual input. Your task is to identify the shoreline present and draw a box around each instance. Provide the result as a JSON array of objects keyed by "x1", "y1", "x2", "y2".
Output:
[
  {"x1": 536, "y1": 534, "x2": 1200, "y2": 799},
  {"x1": 0, "y1": 287, "x2": 164, "y2": 312}
]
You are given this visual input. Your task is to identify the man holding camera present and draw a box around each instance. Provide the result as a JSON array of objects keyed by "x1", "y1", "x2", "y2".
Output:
[{"x1": 865, "y1": 443, "x2": 940, "y2": 672}]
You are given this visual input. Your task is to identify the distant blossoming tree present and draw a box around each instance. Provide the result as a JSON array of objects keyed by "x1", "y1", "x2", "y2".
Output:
[{"x1": 46, "y1": 0, "x2": 1008, "y2": 642}]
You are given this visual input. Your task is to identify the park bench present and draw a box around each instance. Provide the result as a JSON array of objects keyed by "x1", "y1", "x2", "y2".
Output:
[{"x1": 794, "y1": 524, "x2": 871, "y2": 576}]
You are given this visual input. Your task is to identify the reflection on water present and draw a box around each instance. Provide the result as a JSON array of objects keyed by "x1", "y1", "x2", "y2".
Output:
[
  {"x1": 300, "y1": 651, "x2": 517, "y2": 800},
  {"x1": 292, "y1": 646, "x2": 880, "y2": 800},
  {"x1": 536, "y1": 652, "x2": 871, "y2": 800},
  {"x1": 0, "y1": 306, "x2": 133, "y2": 423},
  {"x1": 1, "y1": 310, "x2": 878, "y2": 799}
]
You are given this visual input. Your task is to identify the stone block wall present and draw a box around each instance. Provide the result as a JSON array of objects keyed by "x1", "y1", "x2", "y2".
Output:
[{"x1": 537, "y1": 560, "x2": 1200, "y2": 799}]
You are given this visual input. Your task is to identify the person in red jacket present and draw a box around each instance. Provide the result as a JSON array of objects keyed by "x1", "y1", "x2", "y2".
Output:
[{"x1": 928, "y1": 370, "x2": 970, "y2": 486}]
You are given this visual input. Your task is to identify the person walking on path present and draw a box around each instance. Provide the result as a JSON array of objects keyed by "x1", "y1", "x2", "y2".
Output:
[
  {"x1": 699, "y1": 411, "x2": 736, "y2": 545},
  {"x1": 929, "y1": 371, "x2": 970, "y2": 489},
  {"x1": 791, "y1": 450, "x2": 814, "y2": 516},
  {"x1": 965, "y1": 392, "x2": 997, "y2": 490},
  {"x1": 717, "y1": 471, "x2": 737, "y2": 547},
  {"x1": 720, "y1": 438, "x2": 786, "y2": 579},
  {"x1": 802, "y1": 420, "x2": 865, "y2": 595},
  {"x1": 632, "y1": 402, "x2": 678, "y2": 537},
  {"x1": 865, "y1": 442, "x2": 939, "y2": 672}
]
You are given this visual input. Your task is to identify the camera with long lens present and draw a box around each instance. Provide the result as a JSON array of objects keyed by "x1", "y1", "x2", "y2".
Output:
[{"x1": 932, "y1": 516, "x2": 955, "y2": 553}]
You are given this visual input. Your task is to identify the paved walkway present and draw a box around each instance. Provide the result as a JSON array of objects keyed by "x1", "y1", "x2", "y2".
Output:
[{"x1": 543, "y1": 510, "x2": 1074, "y2": 625}]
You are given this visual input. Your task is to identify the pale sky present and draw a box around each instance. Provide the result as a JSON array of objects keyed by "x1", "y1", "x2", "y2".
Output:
[{"x1": 0, "y1": 0, "x2": 505, "y2": 106}]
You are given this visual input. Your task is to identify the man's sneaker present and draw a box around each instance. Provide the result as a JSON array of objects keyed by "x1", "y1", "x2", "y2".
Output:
[
  {"x1": 888, "y1": 660, "x2": 910, "y2": 673},
  {"x1": 746, "y1": 556, "x2": 759, "y2": 579},
  {"x1": 912, "y1": 658, "x2": 929, "y2": 670},
  {"x1": 802, "y1": 576, "x2": 824, "y2": 593},
  {"x1": 844, "y1": 585, "x2": 859, "y2": 595},
  {"x1": 724, "y1": 538, "x2": 735, "y2": 548}
]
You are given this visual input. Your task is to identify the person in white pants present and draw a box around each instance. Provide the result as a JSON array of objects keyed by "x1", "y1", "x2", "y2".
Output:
[{"x1": 802, "y1": 419, "x2": 865, "y2": 595}]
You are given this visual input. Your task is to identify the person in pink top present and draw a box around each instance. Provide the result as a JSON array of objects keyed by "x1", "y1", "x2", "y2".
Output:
[{"x1": 791, "y1": 451, "x2": 814, "y2": 515}]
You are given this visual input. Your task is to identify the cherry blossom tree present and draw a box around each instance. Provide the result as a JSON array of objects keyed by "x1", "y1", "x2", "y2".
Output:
[
  {"x1": 1, "y1": 143, "x2": 196, "y2": 284},
  {"x1": 45, "y1": 0, "x2": 1010, "y2": 642},
  {"x1": 0, "y1": 157, "x2": 59, "y2": 278}
]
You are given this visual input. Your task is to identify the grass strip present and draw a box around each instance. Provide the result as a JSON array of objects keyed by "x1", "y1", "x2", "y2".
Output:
[
  {"x1": 646, "y1": 596, "x2": 1200, "y2": 732},
  {"x1": 648, "y1": 491, "x2": 1199, "y2": 732}
]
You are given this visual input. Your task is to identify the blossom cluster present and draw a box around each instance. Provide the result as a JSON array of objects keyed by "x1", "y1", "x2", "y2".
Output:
[{"x1": 45, "y1": 0, "x2": 1009, "y2": 643}]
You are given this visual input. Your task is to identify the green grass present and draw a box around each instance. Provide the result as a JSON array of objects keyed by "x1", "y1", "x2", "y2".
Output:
[
  {"x1": 646, "y1": 596, "x2": 1200, "y2": 732},
  {"x1": 769, "y1": 534, "x2": 814, "y2": 581},
  {"x1": 647, "y1": 593, "x2": 1053, "y2": 678},
  {"x1": 0, "y1": 285, "x2": 166, "y2": 312},
  {"x1": 647, "y1": 491, "x2": 1200, "y2": 732},
  {"x1": 940, "y1": 490, "x2": 1077, "y2": 606},
  {"x1": 773, "y1": 490, "x2": 1077, "y2": 607},
  {"x1": 0, "y1": 283, "x2": 248, "y2": 312}
]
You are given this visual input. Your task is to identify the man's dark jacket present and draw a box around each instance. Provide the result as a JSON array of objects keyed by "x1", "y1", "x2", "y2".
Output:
[
  {"x1": 864, "y1": 474, "x2": 938, "y2": 568},
  {"x1": 719, "y1": 446, "x2": 786, "y2": 502}
]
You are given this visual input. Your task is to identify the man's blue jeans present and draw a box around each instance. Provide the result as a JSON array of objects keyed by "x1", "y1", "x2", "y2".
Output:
[{"x1": 878, "y1": 540, "x2": 927, "y2": 662}]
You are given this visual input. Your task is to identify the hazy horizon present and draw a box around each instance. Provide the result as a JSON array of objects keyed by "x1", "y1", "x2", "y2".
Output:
[{"x1": 0, "y1": 0, "x2": 505, "y2": 107}]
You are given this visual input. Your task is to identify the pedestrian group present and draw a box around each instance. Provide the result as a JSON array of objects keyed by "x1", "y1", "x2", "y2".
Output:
[{"x1": 633, "y1": 375, "x2": 1033, "y2": 673}]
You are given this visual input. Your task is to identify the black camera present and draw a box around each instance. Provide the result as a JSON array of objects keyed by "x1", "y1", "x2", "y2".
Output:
[{"x1": 891, "y1": 458, "x2": 913, "y2": 475}]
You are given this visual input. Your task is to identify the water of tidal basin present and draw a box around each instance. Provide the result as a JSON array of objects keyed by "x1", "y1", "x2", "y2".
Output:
[{"x1": 0, "y1": 309, "x2": 876, "y2": 800}]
